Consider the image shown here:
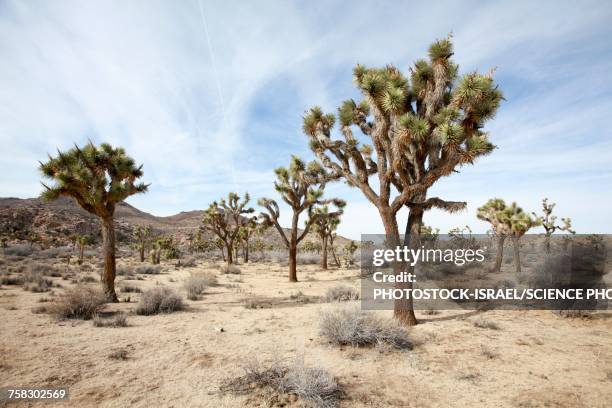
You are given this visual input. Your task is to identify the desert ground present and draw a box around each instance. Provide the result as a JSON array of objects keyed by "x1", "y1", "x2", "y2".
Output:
[{"x1": 1, "y1": 247, "x2": 612, "y2": 408}]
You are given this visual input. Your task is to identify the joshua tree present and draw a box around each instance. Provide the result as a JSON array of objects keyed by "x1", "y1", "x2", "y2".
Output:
[
  {"x1": 478, "y1": 199, "x2": 539, "y2": 273},
  {"x1": 236, "y1": 217, "x2": 268, "y2": 263},
  {"x1": 420, "y1": 224, "x2": 440, "y2": 248},
  {"x1": 506, "y1": 203, "x2": 539, "y2": 273},
  {"x1": 310, "y1": 201, "x2": 346, "y2": 269},
  {"x1": 302, "y1": 36, "x2": 502, "y2": 325},
  {"x1": 343, "y1": 240, "x2": 359, "y2": 267},
  {"x1": 532, "y1": 198, "x2": 575, "y2": 252},
  {"x1": 202, "y1": 193, "x2": 255, "y2": 266},
  {"x1": 134, "y1": 225, "x2": 152, "y2": 262},
  {"x1": 477, "y1": 199, "x2": 510, "y2": 272},
  {"x1": 259, "y1": 155, "x2": 340, "y2": 282},
  {"x1": 75, "y1": 234, "x2": 95, "y2": 265},
  {"x1": 39, "y1": 142, "x2": 148, "y2": 301}
]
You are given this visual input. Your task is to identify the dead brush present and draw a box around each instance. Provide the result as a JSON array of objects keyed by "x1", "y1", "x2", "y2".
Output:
[
  {"x1": 183, "y1": 272, "x2": 217, "y2": 300},
  {"x1": 220, "y1": 357, "x2": 342, "y2": 408},
  {"x1": 319, "y1": 306, "x2": 411, "y2": 349},
  {"x1": 322, "y1": 285, "x2": 359, "y2": 302},
  {"x1": 49, "y1": 286, "x2": 107, "y2": 320},
  {"x1": 219, "y1": 264, "x2": 241, "y2": 275},
  {"x1": 136, "y1": 287, "x2": 184, "y2": 315},
  {"x1": 473, "y1": 317, "x2": 500, "y2": 330},
  {"x1": 93, "y1": 312, "x2": 128, "y2": 328}
]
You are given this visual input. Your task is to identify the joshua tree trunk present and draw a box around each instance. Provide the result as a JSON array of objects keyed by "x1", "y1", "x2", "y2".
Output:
[
  {"x1": 139, "y1": 244, "x2": 145, "y2": 262},
  {"x1": 512, "y1": 236, "x2": 522, "y2": 273},
  {"x1": 101, "y1": 217, "x2": 118, "y2": 302},
  {"x1": 493, "y1": 235, "x2": 505, "y2": 272},
  {"x1": 330, "y1": 236, "x2": 340, "y2": 267},
  {"x1": 289, "y1": 214, "x2": 299, "y2": 282},
  {"x1": 243, "y1": 241, "x2": 249, "y2": 263},
  {"x1": 544, "y1": 234, "x2": 551, "y2": 253},
  {"x1": 378, "y1": 206, "x2": 417, "y2": 326},
  {"x1": 321, "y1": 235, "x2": 328, "y2": 270},
  {"x1": 78, "y1": 243, "x2": 84, "y2": 265},
  {"x1": 226, "y1": 240, "x2": 234, "y2": 266}
]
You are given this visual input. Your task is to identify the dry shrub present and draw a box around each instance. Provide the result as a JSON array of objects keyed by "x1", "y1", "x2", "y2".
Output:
[
  {"x1": 183, "y1": 272, "x2": 217, "y2": 300},
  {"x1": 473, "y1": 317, "x2": 500, "y2": 330},
  {"x1": 117, "y1": 266, "x2": 135, "y2": 277},
  {"x1": 136, "y1": 287, "x2": 183, "y2": 315},
  {"x1": 23, "y1": 269, "x2": 54, "y2": 292},
  {"x1": 93, "y1": 313, "x2": 128, "y2": 328},
  {"x1": 0, "y1": 274, "x2": 24, "y2": 285},
  {"x1": 135, "y1": 264, "x2": 161, "y2": 275},
  {"x1": 220, "y1": 265, "x2": 241, "y2": 275},
  {"x1": 120, "y1": 284, "x2": 141, "y2": 293},
  {"x1": 323, "y1": 285, "x2": 359, "y2": 302},
  {"x1": 3, "y1": 245, "x2": 32, "y2": 257},
  {"x1": 221, "y1": 358, "x2": 342, "y2": 408},
  {"x1": 50, "y1": 286, "x2": 107, "y2": 319},
  {"x1": 319, "y1": 306, "x2": 411, "y2": 349},
  {"x1": 108, "y1": 348, "x2": 129, "y2": 360}
]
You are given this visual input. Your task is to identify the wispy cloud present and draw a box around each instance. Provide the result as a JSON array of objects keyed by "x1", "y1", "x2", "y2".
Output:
[{"x1": 0, "y1": 0, "x2": 610, "y2": 238}]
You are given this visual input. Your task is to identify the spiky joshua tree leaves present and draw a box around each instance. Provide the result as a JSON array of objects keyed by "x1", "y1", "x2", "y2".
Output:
[
  {"x1": 302, "y1": 36, "x2": 503, "y2": 326},
  {"x1": 532, "y1": 198, "x2": 575, "y2": 253},
  {"x1": 259, "y1": 155, "x2": 339, "y2": 282},
  {"x1": 478, "y1": 199, "x2": 539, "y2": 273},
  {"x1": 202, "y1": 192, "x2": 255, "y2": 266},
  {"x1": 39, "y1": 142, "x2": 148, "y2": 301}
]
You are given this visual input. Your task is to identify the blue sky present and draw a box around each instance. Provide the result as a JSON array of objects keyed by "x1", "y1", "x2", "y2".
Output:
[{"x1": 1, "y1": 0, "x2": 611, "y2": 239}]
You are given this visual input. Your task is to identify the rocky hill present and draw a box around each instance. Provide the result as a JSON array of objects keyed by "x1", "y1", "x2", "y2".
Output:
[{"x1": 0, "y1": 197, "x2": 352, "y2": 249}]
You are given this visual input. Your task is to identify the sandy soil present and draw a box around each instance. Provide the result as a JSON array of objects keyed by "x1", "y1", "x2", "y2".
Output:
[{"x1": 1, "y1": 255, "x2": 612, "y2": 407}]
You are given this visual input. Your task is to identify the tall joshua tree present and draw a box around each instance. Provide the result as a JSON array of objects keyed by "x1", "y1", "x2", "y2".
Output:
[
  {"x1": 310, "y1": 201, "x2": 346, "y2": 269},
  {"x1": 507, "y1": 203, "x2": 539, "y2": 273},
  {"x1": 39, "y1": 142, "x2": 148, "y2": 301},
  {"x1": 477, "y1": 198, "x2": 511, "y2": 272},
  {"x1": 259, "y1": 155, "x2": 339, "y2": 282},
  {"x1": 532, "y1": 198, "x2": 575, "y2": 253},
  {"x1": 202, "y1": 192, "x2": 255, "y2": 266},
  {"x1": 302, "y1": 36, "x2": 502, "y2": 325}
]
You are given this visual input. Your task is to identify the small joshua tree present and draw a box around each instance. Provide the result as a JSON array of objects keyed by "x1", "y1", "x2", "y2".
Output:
[
  {"x1": 420, "y1": 225, "x2": 440, "y2": 248},
  {"x1": 343, "y1": 240, "x2": 359, "y2": 267},
  {"x1": 202, "y1": 193, "x2": 255, "y2": 266},
  {"x1": 477, "y1": 199, "x2": 510, "y2": 272},
  {"x1": 236, "y1": 217, "x2": 268, "y2": 263},
  {"x1": 76, "y1": 234, "x2": 95, "y2": 265},
  {"x1": 302, "y1": 36, "x2": 502, "y2": 325},
  {"x1": 310, "y1": 201, "x2": 346, "y2": 269},
  {"x1": 39, "y1": 142, "x2": 148, "y2": 301},
  {"x1": 532, "y1": 198, "x2": 575, "y2": 253},
  {"x1": 259, "y1": 156, "x2": 339, "y2": 282},
  {"x1": 134, "y1": 225, "x2": 152, "y2": 262},
  {"x1": 478, "y1": 199, "x2": 539, "y2": 273}
]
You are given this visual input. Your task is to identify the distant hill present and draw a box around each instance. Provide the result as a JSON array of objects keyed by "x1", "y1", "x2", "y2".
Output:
[{"x1": 0, "y1": 197, "x2": 352, "y2": 249}]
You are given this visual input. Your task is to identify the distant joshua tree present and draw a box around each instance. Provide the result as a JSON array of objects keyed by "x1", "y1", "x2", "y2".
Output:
[
  {"x1": 343, "y1": 240, "x2": 359, "y2": 267},
  {"x1": 477, "y1": 199, "x2": 509, "y2": 272},
  {"x1": 259, "y1": 156, "x2": 340, "y2": 282},
  {"x1": 76, "y1": 234, "x2": 95, "y2": 265},
  {"x1": 39, "y1": 142, "x2": 148, "y2": 301},
  {"x1": 420, "y1": 224, "x2": 440, "y2": 248},
  {"x1": 532, "y1": 198, "x2": 575, "y2": 253},
  {"x1": 478, "y1": 199, "x2": 539, "y2": 273},
  {"x1": 310, "y1": 201, "x2": 346, "y2": 269},
  {"x1": 302, "y1": 35, "x2": 502, "y2": 325},
  {"x1": 236, "y1": 217, "x2": 268, "y2": 263},
  {"x1": 202, "y1": 193, "x2": 255, "y2": 266},
  {"x1": 134, "y1": 225, "x2": 152, "y2": 262}
]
